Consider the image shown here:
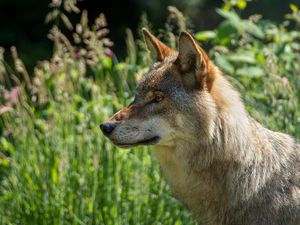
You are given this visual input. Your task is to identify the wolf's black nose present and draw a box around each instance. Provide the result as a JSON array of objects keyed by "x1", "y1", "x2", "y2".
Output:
[{"x1": 100, "y1": 123, "x2": 116, "y2": 135}]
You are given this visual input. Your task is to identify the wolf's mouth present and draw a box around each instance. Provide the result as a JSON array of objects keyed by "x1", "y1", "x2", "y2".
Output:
[{"x1": 114, "y1": 136, "x2": 160, "y2": 148}]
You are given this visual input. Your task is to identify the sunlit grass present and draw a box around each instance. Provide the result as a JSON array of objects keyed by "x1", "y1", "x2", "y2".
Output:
[{"x1": 0, "y1": 1, "x2": 300, "y2": 225}]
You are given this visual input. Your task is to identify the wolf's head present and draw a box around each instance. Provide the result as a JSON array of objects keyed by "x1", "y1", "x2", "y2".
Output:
[{"x1": 100, "y1": 28, "x2": 226, "y2": 148}]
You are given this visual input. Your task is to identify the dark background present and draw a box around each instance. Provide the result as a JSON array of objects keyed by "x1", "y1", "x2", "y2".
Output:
[{"x1": 0, "y1": 0, "x2": 298, "y2": 69}]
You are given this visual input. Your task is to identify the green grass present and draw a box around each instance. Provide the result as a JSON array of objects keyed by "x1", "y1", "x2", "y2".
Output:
[
  {"x1": 0, "y1": 66, "x2": 197, "y2": 224},
  {"x1": 0, "y1": 2, "x2": 300, "y2": 225}
]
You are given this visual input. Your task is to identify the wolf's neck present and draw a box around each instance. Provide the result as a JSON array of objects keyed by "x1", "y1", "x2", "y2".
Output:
[{"x1": 154, "y1": 73, "x2": 296, "y2": 210}]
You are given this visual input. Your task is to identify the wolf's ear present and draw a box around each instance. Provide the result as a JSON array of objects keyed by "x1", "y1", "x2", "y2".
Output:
[
  {"x1": 175, "y1": 32, "x2": 214, "y2": 90},
  {"x1": 142, "y1": 28, "x2": 172, "y2": 62}
]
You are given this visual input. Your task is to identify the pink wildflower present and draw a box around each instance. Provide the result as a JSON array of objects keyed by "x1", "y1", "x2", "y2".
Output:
[
  {"x1": 0, "y1": 105, "x2": 13, "y2": 115},
  {"x1": 4, "y1": 86, "x2": 20, "y2": 103},
  {"x1": 74, "y1": 51, "x2": 81, "y2": 59},
  {"x1": 104, "y1": 49, "x2": 113, "y2": 57}
]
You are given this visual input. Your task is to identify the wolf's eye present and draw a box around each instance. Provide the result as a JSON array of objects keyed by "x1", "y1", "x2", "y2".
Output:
[
  {"x1": 154, "y1": 95, "x2": 163, "y2": 102},
  {"x1": 147, "y1": 91, "x2": 164, "y2": 105},
  {"x1": 148, "y1": 95, "x2": 163, "y2": 104}
]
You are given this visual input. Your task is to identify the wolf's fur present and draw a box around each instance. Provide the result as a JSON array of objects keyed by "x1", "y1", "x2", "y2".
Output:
[{"x1": 101, "y1": 28, "x2": 300, "y2": 225}]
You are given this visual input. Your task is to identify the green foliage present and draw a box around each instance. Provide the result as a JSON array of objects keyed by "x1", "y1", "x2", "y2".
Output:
[
  {"x1": 0, "y1": 1, "x2": 300, "y2": 225},
  {"x1": 198, "y1": 4, "x2": 300, "y2": 135},
  {"x1": 0, "y1": 4, "x2": 196, "y2": 225}
]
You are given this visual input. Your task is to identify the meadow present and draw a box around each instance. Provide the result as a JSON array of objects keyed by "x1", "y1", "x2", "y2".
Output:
[{"x1": 0, "y1": 1, "x2": 300, "y2": 224}]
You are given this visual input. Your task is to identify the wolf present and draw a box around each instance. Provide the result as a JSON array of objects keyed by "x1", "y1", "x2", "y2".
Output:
[{"x1": 100, "y1": 28, "x2": 300, "y2": 225}]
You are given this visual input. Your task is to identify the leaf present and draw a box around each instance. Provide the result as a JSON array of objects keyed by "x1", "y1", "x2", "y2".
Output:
[
  {"x1": 0, "y1": 137, "x2": 15, "y2": 154},
  {"x1": 215, "y1": 55, "x2": 234, "y2": 74},
  {"x1": 51, "y1": 157, "x2": 59, "y2": 184},
  {"x1": 243, "y1": 21, "x2": 264, "y2": 39},
  {"x1": 217, "y1": 8, "x2": 264, "y2": 39},
  {"x1": 217, "y1": 9, "x2": 242, "y2": 29},
  {"x1": 256, "y1": 52, "x2": 266, "y2": 64},
  {"x1": 216, "y1": 21, "x2": 237, "y2": 45},
  {"x1": 290, "y1": 4, "x2": 299, "y2": 13},
  {"x1": 195, "y1": 31, "x2": 216, "y2": 41},
  {"x1": 227, "y1": 51, "x2": 256, "y2": 64},
  {"x1": 236, "y1": 66, "x2": 265, "y2": 77}
]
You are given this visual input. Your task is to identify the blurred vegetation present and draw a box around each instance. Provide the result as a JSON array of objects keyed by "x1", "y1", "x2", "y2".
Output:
[
  {"x1": 0, "y1": 0, "x2": 300, "y2": 224},
  {"x1": 0, "y1": 0, "x2": 299, "y2": 68}
]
